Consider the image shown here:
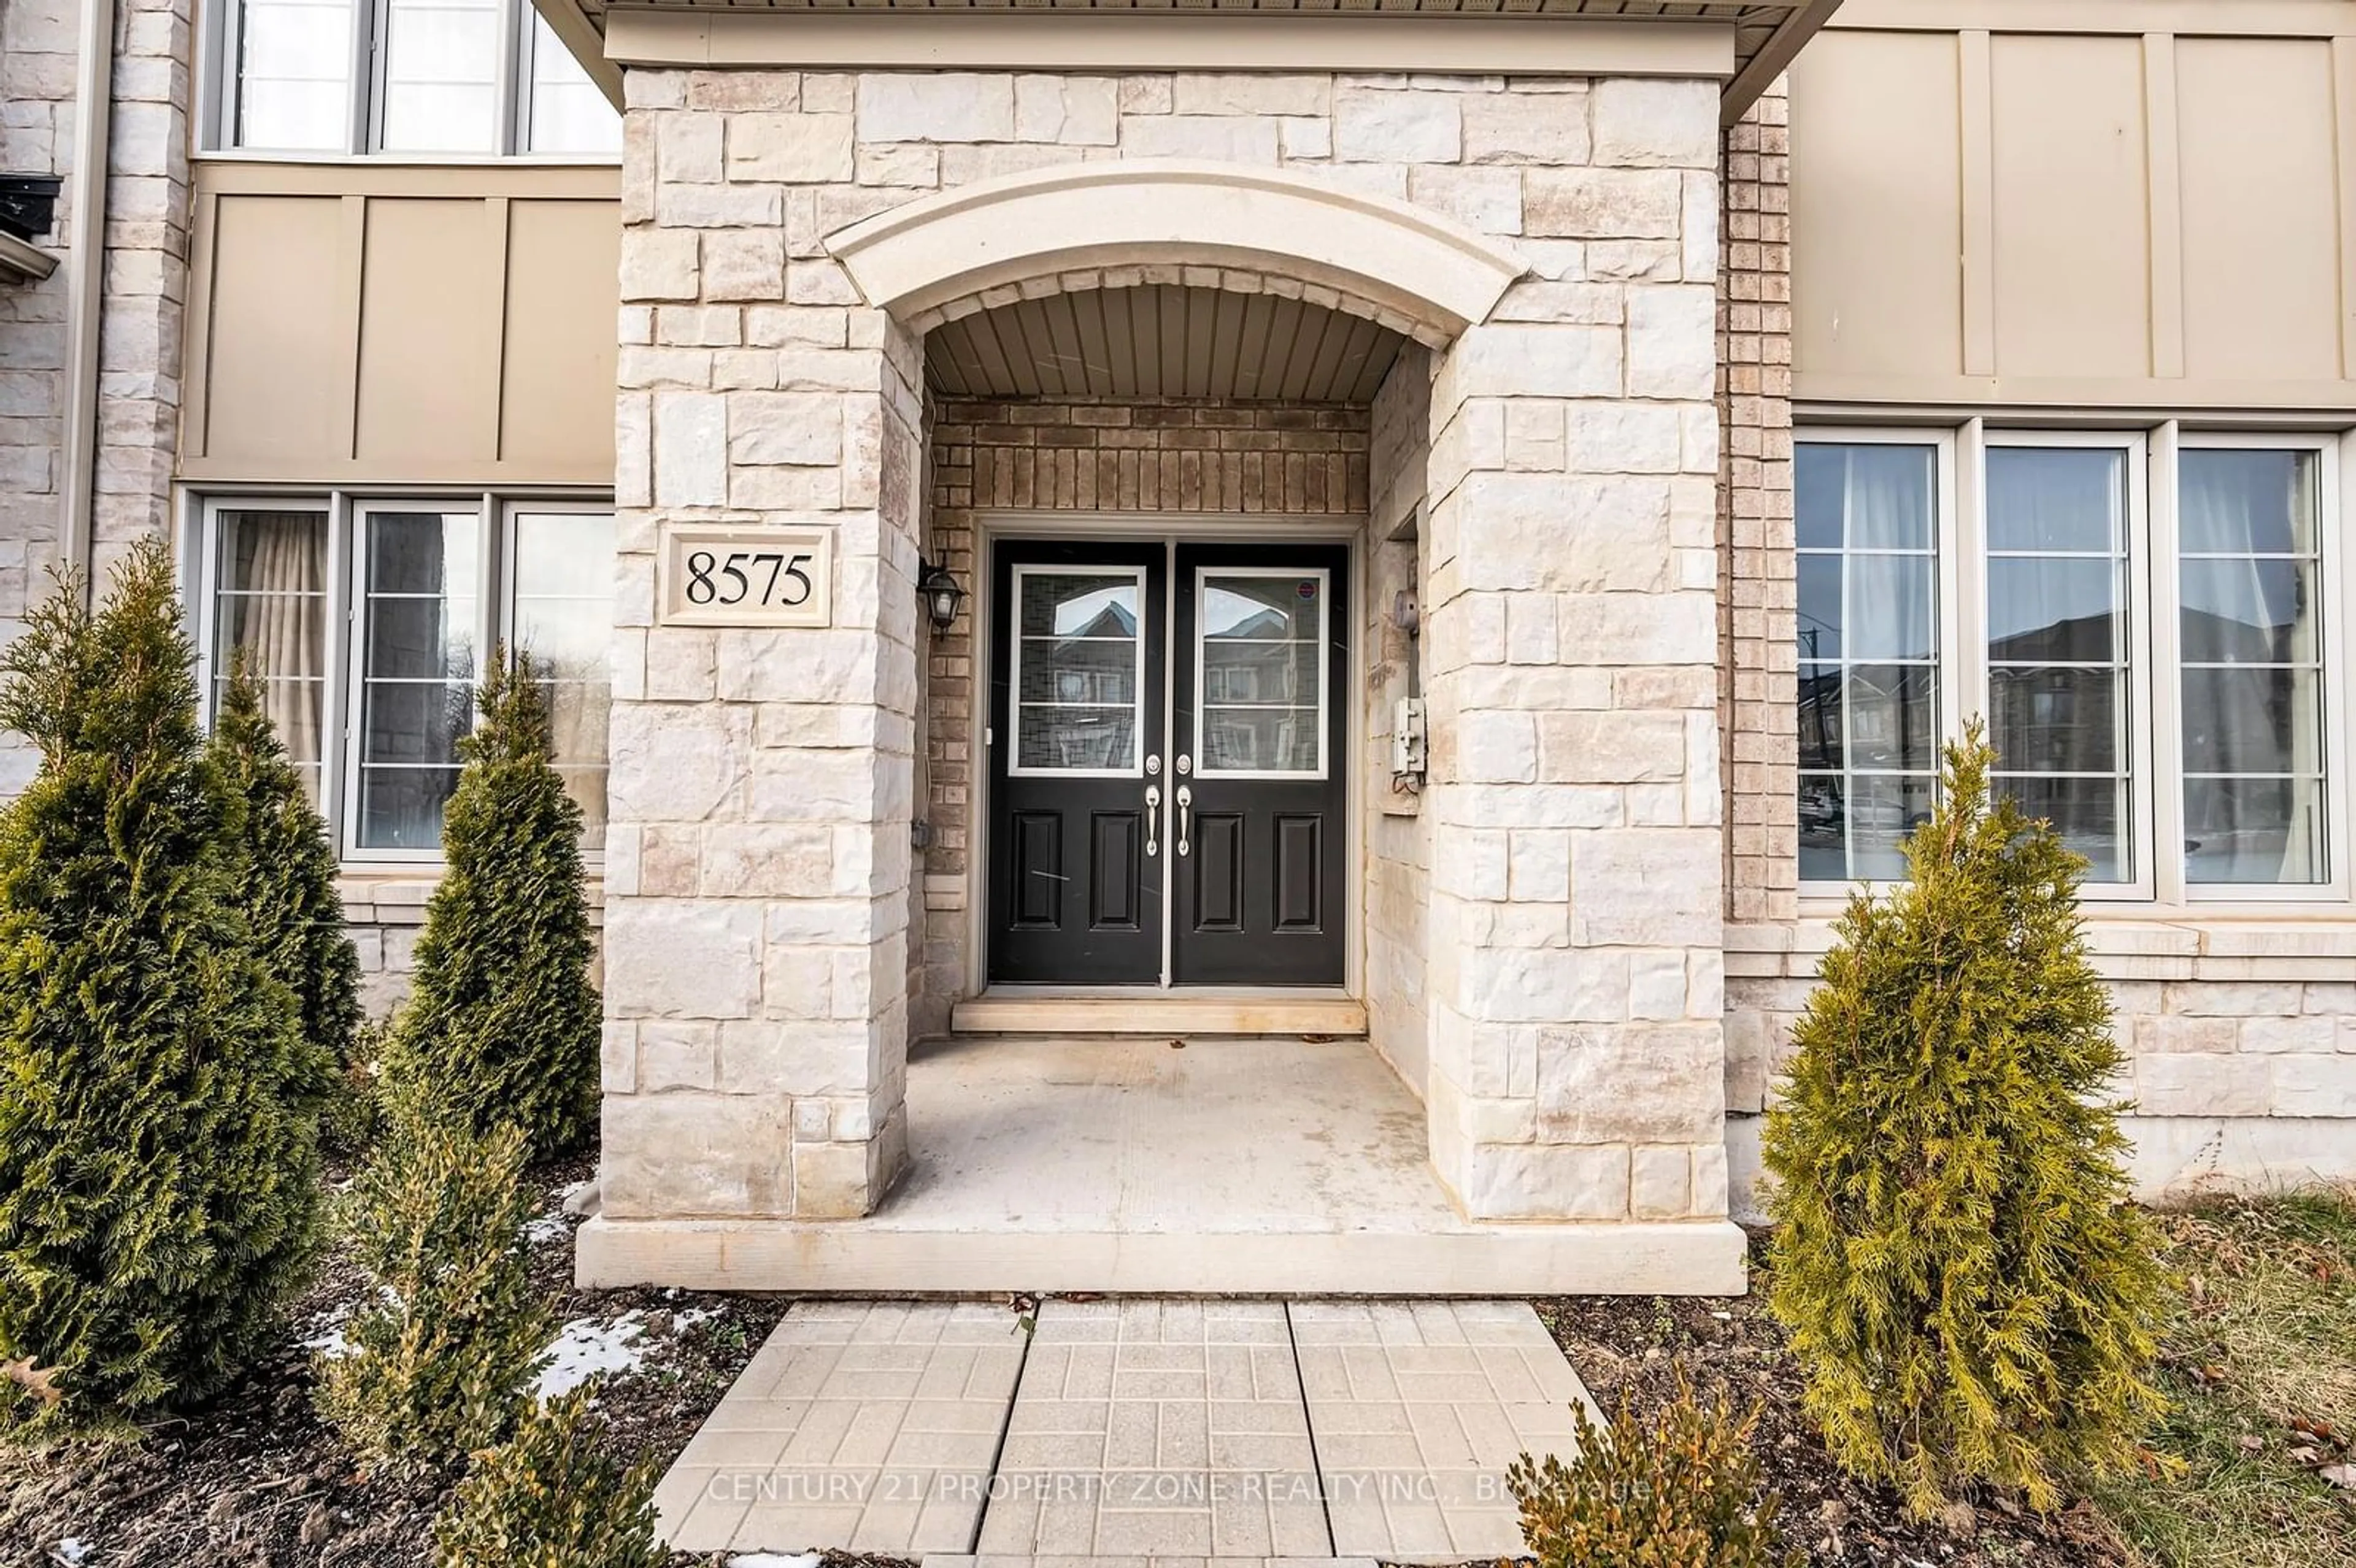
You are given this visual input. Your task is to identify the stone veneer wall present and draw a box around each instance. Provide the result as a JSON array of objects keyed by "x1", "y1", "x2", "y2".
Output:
[
  {"x1": 602, "y1": 64, "x2": 1738, "y2": 1231},
  {"x1": 0, "y1": 0, "x2": 195, "y2": 791},
  {"x1": 1362, "y1": 347, "x2": 1432, "y2": 1095},
  {"x1": 1716, "y1": 78, "x2": 2355, "y2": 1212},
  {"x1": 919, "y1": 394, "x2": 1373, "y2": 1037}
]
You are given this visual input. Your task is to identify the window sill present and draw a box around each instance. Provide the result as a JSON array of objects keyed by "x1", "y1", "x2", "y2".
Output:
[
  {"x1": 196, "y1": 151, "x2": 621, "y2": 169},
  {"x1": 1735, "y1": 910, "x2": 2356, "y2": 984},
  {"x1": 341, "y1": 869, "x2": 605, "y2": 928}
]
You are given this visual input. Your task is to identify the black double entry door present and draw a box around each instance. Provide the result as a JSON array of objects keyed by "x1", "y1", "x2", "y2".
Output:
[{"x1": 987, "y1": 539, "x2": 1349, "y2": 987}]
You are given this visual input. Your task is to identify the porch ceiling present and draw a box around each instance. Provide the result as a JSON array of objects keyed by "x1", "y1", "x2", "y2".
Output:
[{"x1": 925, "y1": 282, "x2": 1406, "y2": 404}]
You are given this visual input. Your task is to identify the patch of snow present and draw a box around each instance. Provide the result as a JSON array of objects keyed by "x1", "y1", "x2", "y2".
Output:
[
  {"x1": 534, "y1": 1312, "x2": 652, "y2": 1401},
  {"x1": 552, "y1": 1178, "x2": 590, "y2": 1206},
  {"x1": 728, "y1": 1554, "x2": 822, "y2": 1568},
  {"x1": 301, "y1": 1305, "x2": 356, "y2": 1361},
  {"x1": 670, "y1": 1306, "x2": 719, "y2": 1334},
  {"x1": 522, "y1": 1213, "x2": 572, "y2": 1245},
  {"x1": 52, "y1": 1541, "x2": 91, "y2": 1567}
]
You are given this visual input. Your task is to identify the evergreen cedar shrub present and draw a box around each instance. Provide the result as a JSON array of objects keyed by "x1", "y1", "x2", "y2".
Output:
[
  {"x1": 210, "y1": 656, "x2": 362, "y2": 1072},
  {"x1": 0, "y1": 542, "x2": 328, "y2": 1427},
  {"x1": 431, "y1": 1389, "x2": 667, "y2": 1568},
  {"x1": 384, "y1": 647, "x2": 599, "y2": 1158},
  {"x1": 1509, "y1": 1373, "x2": 1799, "y2": 1568},
  {"x1": 314, "y1": 1094, "x2": 551, "y2": 1473},
  {"x1": 1761, "y1": 722, "x2": 2166, "y2": 1521}
]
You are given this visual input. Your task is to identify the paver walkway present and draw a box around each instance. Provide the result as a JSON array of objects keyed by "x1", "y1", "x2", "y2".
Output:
[{"x1": 655, "y1": 1299, "x2": 1598, "y2": 1564}]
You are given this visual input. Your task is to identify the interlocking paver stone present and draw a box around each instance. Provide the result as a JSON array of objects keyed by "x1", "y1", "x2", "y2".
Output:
[
  {"x1": 656, "y1": 1301, "x2": 1028, "y2": 1555},
  {"x1": 1290, "y1": 1301, "x2": 1597, "y2": 1561},
  {"x1": 976, "y1": 1301, "x2": 1330, "y2": 1559},
  {"x1": 662, "y1": 1298, "x2": 1593, "y2": 1561}
]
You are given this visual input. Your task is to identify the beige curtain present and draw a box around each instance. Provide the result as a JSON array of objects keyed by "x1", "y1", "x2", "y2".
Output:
[{"x1": 227, "y1": 512, "x2": 329, "y2": 780}]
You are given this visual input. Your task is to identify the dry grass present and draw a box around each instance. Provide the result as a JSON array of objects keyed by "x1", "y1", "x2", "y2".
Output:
[{"x1": 2087, "y1": 1188, "x2": 2356, "y2": 1568}]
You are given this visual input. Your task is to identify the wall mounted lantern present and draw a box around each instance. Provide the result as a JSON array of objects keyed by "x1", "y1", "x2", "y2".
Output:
[{"x1": 918, "y1": 561, "x2": 966, "y2": 634}]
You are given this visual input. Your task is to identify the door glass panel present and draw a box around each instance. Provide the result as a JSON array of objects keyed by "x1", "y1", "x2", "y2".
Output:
[
  {"x1": 1198, "y1": 571, "x2": 1326, "y2": 777},
  {"x1": 1012, "y1": 568, "x2": 1145, "y2": 775}
]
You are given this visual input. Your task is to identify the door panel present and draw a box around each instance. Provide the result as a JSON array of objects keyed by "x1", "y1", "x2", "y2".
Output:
[
  {"x1": 1171, "y1": 544, "x2": 1349, "y2": 985},
  {"x1": 1189, "y1": 811, "x2": 1248, "y2": 934},
  {"x1": 1009, "y1": 811, "x2": 1063, "y2": 930},
  {"x1": 988, "y1": 542, "x2": 1167, "y2": 984},
  {"x1": 1274, "y1": 815, "x2": 1323, "y2": 932}
]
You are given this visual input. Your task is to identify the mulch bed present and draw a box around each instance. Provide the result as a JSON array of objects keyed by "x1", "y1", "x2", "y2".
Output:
[
  {"x1": 1536, "y1": 1270, "x2": 2127, "y2": 1568},
  {"x1": 0, "y1": 1153, "x2": 793, "y2": 1568}
]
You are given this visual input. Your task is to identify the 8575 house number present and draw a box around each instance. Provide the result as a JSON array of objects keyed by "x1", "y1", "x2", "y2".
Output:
[{"x1": 657, "y1": 525, "x2": 833, "y2": 628}]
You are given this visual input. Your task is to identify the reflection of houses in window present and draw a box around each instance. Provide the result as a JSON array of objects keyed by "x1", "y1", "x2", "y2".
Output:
[
  {"x1": 1986, "y1": 610, "x2": 2118, "y2": 773},
  {"x1": 1018, "y1": 586, "x2": 1141, "y2": 772}
]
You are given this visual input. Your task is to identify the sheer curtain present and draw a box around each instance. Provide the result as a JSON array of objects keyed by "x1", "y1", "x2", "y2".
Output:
[
  {"x1": 1795, "y1": 442, "x2": 1938, "y2": 883},
  {"x1": 221, "y1": 510, "x2": 329, "y2": 801},
  {"x1": 2179, "y1": 450, "x2": 2324, "y2": 883}
]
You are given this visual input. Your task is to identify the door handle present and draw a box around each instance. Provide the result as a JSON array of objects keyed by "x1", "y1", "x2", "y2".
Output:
[
  {"x1": 1176, "y1": 785, "x2": 1192, "y2": 858},
  {"x1": 1144, "y1": 783, "x2": 1161, "y2": 858}
]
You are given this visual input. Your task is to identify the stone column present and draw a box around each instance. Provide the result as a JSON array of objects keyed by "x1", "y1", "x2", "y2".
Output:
[
  {"x1": 601, "y1": 71, "x2": 919, "y2": 1221},
  {"x1": 1420, "y1": 79, "x2": 1731, "y2": 1226}
]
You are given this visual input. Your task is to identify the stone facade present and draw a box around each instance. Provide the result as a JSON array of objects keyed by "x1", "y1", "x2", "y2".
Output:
[
  {"x1": 0, "y1": 0, "x2": 196, "y2": 790},
  {"x1": 601, "y1": 64, "x2": 1735, "y2": 1231}
]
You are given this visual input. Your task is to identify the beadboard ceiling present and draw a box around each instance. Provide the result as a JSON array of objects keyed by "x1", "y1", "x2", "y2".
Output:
[{"x1": 925, "y1": 283, "x2": 1407, "y2": 404}]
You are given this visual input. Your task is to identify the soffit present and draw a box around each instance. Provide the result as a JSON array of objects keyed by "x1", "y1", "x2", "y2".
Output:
[
  {"x1": 925, "y1": 283, "x2": 1406, "y2": 404},
  {"x1": 576, "y1": 0, "x2": 1829, "y2": 87}
]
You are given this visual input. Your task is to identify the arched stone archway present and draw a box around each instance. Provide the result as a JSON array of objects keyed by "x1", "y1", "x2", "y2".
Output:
[{"x1": 824, "y1": 161, "x2": 1528, "y2": 348}]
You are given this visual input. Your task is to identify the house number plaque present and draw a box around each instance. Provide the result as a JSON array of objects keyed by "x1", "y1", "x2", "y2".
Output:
[{"x1": 657, "y1": 523, "x2": 833, "y2": 628}]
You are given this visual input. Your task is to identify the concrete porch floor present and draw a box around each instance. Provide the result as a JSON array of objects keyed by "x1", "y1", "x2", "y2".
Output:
[{"x1": 576, "y1": 1036, "x2": 1747, "y2": 1294}]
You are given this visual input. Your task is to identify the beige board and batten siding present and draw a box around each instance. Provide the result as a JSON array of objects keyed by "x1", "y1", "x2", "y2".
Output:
[
  {"x1": 182, "y1": 163, "x2": 621, "y2": 486},
  {"x1": 1791, "y1": 1, "x2": 2356, "y2": 408}
]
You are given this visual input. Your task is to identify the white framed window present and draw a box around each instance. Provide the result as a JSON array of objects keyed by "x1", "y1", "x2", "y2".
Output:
[
  {"x1": 1193, "y1": 567, "x2": 1331, "y2": 780},
  {"x1": 1007, "y1": 566, "x2": 1149, "y2": 779},
  {"x1": 209, "y1": 0, "x2": 619, "y2": 157},
  {"x1": 1794, "y1": 423, "x2": 2348, "y2": 906},
  {"x1": 192, "y1": 491, "x2": 616, "y2": 864}
]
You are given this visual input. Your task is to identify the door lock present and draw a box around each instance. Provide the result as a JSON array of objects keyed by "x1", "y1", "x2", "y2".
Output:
[
  {"x1": 1146, "y1": 753, "x2": 1161, "y2": 777},
  {"x1": 1144, "y1": 783, "x2": 1161, "y2": 858},
  {"x1": 1176, "y1": 753, "x2": 1192, "y2": 776},
  {"x1": 1175, "y1": 785, "x2": 1192, "y2": 858}
]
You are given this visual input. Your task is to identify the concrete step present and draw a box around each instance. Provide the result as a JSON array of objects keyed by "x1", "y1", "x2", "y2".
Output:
[{"x1": 949, "y1": 991, "x2": 1366, "y2": 1037}]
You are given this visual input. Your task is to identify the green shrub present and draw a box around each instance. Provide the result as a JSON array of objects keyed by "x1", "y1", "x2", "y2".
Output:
[
  {"x1": 320, "y1": 1018, "x2": 390, "y2": 1161},
  {"x1": 432, "y1": 1389, "x2": 666, "y2": 1568},
  {"x1": 315, "y1": 1094, "x2": 550, "y2": 1473},
  {"x1": 209, "y1": 655, "x2": 362, "y2": 1073},
  {"x1": 383, "y1": 648, "x2": 599, "y2": 1158},
  {"x1": 1762, "y1": 721, "x2": 2166, "y2": 1520},
  {"x1": 1509, "y1": 1373, "x2": 1798, "y2": 1568},
  {"x1": 0, "y1": 544, "x2": 326, "y2": 1426}
]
